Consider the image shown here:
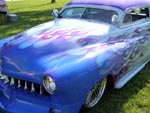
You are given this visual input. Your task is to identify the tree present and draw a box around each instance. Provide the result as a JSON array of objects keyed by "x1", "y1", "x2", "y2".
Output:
[{"x1": 51, "y1": 0, "x2": 56, "y2": 3}]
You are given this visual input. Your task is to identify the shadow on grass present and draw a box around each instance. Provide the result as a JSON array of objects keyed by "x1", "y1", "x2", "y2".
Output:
[
  {"x1": 9, "y1": 2, "x2": 52, "y2": 11},
  {"x1": 80, "y1": 63, "x2": 150, "y2": 113},
  {"x1": 0, "y1": 8, "x2": 61, "y2": 39}
]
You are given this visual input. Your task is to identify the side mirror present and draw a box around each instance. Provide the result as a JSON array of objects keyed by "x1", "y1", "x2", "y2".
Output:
[
  {"x1": 52, "y1": 9, "x2": 59, "y2": 18},
  {"x1": 111, "y1": 15, "x2": 119, "y2": 25}
]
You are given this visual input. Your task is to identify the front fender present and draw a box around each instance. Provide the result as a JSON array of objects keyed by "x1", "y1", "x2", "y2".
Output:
[
  {"x1": 42, "y1": 44, "x2": 125, "y2": 106},
  {"x1": 0, "y1": 36, "x2": 15, "y2": 70},
  {"x1": 0, "y1": 36, "x2": 14, "y2": 53}
]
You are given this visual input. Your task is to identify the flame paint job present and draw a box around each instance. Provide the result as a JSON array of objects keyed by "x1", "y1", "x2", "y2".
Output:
[{"x1": 0, "y1": 1, "x2": 150, "y2": 113}]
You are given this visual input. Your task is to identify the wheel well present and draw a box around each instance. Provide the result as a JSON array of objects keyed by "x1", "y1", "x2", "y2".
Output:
[{"x1": 107, "y1": 75, "x2": 115, "y2": 89}]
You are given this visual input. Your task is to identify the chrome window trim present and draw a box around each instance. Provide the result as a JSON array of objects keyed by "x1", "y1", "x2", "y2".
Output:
[
  {"x1": 119, "y1": 5, "x2": 150, "y2": 28},
  {"x1": 149, "y1": 7, "x2": 150, "y2": 15},
  {"x1": 58, "y1": 4, "x2": 150, "y2": 28}
]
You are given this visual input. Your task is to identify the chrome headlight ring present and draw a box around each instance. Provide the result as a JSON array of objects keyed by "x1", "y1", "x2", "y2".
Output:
[{"x1": 43, "y1": 75, "x2": 56, "y2": 94}]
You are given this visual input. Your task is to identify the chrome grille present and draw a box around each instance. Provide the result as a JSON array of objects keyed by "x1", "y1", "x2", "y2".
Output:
[{"x1": 0, "y1": 74, "x2": 50, "y2": 96}]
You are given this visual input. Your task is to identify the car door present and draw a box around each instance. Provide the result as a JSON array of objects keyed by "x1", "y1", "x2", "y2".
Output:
[
  {"x1": 122, "y1": 7, "x2": 150, "y2": 66},
  {"x1": 114, "y1": 6, "x2": 150, "y2": 88}
]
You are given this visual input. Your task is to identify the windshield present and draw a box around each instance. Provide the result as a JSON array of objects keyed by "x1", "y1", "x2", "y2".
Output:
[{"x1": 58, "y1": 7, "x2": 118, "y2": 24}]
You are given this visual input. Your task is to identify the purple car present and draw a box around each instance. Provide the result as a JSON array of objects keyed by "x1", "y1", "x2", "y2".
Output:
[{"x1": 0, "y1": 0, "x2": 150, "y2": 113}]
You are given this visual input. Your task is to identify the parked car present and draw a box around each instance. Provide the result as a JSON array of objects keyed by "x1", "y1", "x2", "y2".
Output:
[{"x1": 0, "y1": 0, "x2": 150, "y2": 113}]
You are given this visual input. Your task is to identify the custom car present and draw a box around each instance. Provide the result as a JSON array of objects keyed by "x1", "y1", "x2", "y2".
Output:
[{"x1": 0, "y1": 0, "x2": 150, "y2": 113}]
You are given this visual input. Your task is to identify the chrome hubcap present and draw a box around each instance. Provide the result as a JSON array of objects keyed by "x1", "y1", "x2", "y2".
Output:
[{"x1": 84, "y1": 77, "x2": 107, "y2": 108}]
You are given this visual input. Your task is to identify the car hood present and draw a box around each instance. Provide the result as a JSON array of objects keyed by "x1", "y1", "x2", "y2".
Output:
[{"x1": 1, "y1": 19, "x2": 110, "y2": 83}]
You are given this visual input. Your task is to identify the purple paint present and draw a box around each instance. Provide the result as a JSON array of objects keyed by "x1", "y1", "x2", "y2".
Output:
[{"x1": 69, "y1": 0, "x2": 150, "y2": 10}]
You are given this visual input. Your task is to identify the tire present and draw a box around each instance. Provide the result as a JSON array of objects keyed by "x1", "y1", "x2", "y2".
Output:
[{"x1": 84, "y1": 77, "x2": 107, "y2": 108}]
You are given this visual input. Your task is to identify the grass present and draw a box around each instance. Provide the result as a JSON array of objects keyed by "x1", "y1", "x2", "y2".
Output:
[
  {"x1": 0, "y1": 0, "x2": 67, "y2": 39},
  {"x1": 1, "y1": 0, "x2": 150, "y2": 113}
]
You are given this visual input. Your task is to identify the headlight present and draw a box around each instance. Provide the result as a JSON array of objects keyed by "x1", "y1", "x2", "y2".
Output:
[{"x1": 43, "y1": 75, "x2": 56, "y2": 94}]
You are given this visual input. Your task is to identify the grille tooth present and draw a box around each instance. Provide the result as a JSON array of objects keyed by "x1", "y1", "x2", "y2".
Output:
[
  {"x1": 10, "y1": 78, "x2": 15, "y2": 85},
  {"x1": 24, "y1": 81, "x2": 28, "y2": 90},
  {"x1": 4, "y1": 77, "x2": 9, "y2": 84},
  {"x1": 0, "y1": 75, "x2": 49, "y2": 96},
  {"x1": 1, "y1": 75, "x2": 6, "y2": 79},
  {"x1": 18, "y1": 80, "x2": 21, "y2": 88},
  {"x1": 39, "y1": 85, "x2": 43, "y2": 95},
  {"x1": 31, "y1": 83, "x2": 35, "y2": 92},
  {"x1": 1, "y1": 75, "x2": 9, "y2": 84}
]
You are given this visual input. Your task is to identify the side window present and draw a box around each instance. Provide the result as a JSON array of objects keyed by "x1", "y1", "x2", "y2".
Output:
[
  {"x1": 123, "y1": 7, "x2": 149, "y2": 24},
  {"x1": 81, "y1": 8, "x2": 118, "y2": 23}
]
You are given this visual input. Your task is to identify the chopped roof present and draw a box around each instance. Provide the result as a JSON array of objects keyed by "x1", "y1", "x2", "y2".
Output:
[{"x1": 68, "y1": 0, "x2": 150, "y2": 10}]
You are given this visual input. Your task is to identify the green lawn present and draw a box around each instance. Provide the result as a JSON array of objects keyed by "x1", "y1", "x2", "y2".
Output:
[
  {"x1": 1, "y1": 0, "x2": 150, "y2": 113},
  {"x1": 0, "y1": 0, "x2": 68, "y2": 39}
]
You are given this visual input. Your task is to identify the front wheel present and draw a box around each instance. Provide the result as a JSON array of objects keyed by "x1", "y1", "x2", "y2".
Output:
[{"x1": 84, "y1": 77, "x2": 107, "y2": 108}]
